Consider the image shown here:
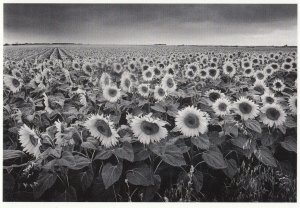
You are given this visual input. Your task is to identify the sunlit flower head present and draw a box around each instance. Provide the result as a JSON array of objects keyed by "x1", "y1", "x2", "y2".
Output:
[
  {"x1": 199, "y1": 69, "x2": 208, "y2": 79},
  {"x1": 103, "y1": 85, "x2": 121, "y2": 103},
  {"x1": 223, "y1": 62, "x2": 236, "y2": 77},
  {"x1": 205, "y1": 89, "x2": 225, "y2": 105},
  {"x1": 233, "y1": 96, "x2": 259, "y2": 120},
  {"x1": 84, "y1": 114, "x2": 119, "y2": 148},
  {"x1": 254, "y1": 70, "x2": 267, "y2": 82},
  {"x1": 4, "y1": 75, "x2": 22, "y2": 93},
  {"x1": 288, "y1": 94, "x2": 297, "y2": 115},
  {"x1": 252, "y1": 80, "x2": 268, "y2": 95},
  {"x1": 281, "y1": 62, "x2": 293, "y2": 72},
  {"x1": 185, "y1": 68, "x2": 196, "y2": 80},
  {"x1": 272, "y1": 79, "x2": 285, "y2": 92},
  {"x1": 113, "y1": 63, "x2": 123, "y2": 74},
  {"x1": 82, "y1": 62, "x2": 93, "y2": 75},
  {"x1": 120, "y1": 72, "x2": 133, "y2": 93},
  {"x1": 138, "y1": 83, "x2": 150, "y2": 97},
  {"x1": 243, "y1": 67, "x2": 254, "y2": 77},
  {"x1": 19, "y1": 124, "x2": 41, "y2": 158},
  {"x1": 72, "y1": 61, "x2": 81, "y2": 70},
  {"x1": 261, "y1": 92, "x2": 277, "y2": 105},
  {"x1": 100, "y1": 72, "x2": 111, "y2": 89},
  {"x1": 154, "y1": 85, "x2": 167, "y2": 101},
  {"x1": 212, "y1": 97, "x2": 232, "y2": 116},
  {"x1": 260, "y1": 104, "x2": 286, "y2": 127},
  {"x1": 11, "y1": 68, "x2": 23, "y2": 79},
  {"x1": 162, "y1": 74, "x2": 177, "y2": 93},
  {"x1": 175, "y1": 106, "x2": 208, "y2": 137},
  {"x1": 142, "y1": 68, "x2": 154, "y2": 81},
  {"x1": 130, "y1": 114, "x2": 168, "y2": 144},
  {"x1": 207, "y1": 67, "x2": 220, "y2": 80}
]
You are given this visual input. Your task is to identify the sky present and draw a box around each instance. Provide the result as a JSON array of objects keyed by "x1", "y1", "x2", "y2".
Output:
[{"x1": 4, "y1": 4, "x2": 298, "y2": 46}]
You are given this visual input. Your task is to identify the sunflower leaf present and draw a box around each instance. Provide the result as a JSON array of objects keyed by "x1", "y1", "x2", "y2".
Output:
[
  {"x1": 3, "y1": 150, "x2": 26, "y2": 160},
  {"x1": 244, "y1": 120, "x2": 262, "y2": 133},
  {"x1": 191, "y1": 134, "x2": 210, "y2": 150},
  {"x1": 33, "y1": 171, "x2": 57, "y2": 199},
  {"x1": 101, "y1": 161, "x2": 123, "y2": 189},
  {"x1": 280, "y1": 136, "x2": 296, "y2": 153},
  {"x1": 254, "y1": 146, "x2": 277, "y2": 167},
  {"x1": 202, "y1": 148, "x2": 227, "y2": 169},
  {"x1": 126, "y1": 163, "x2": 155, "y2": 186},
  {"x1": 114, "y1": 142, "x2": 134, "y2": 162}
]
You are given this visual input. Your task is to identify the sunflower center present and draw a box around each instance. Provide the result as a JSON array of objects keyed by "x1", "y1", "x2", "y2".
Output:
[
  {"x1": 284, "y1": 64, "x2": 291, "y2": 70},
  {"x1": 188, "y1": 71, "x2": 194, "y2": 77},
  {"x1": 154, "y1": 68, "x2": 161, "y2": 75},
  {"x1": 257, "y1": 73, "x2": 264, "y2": 80},
  {"x1": 12, "y1": 78, "x2": 20, "y2": 87},
  {"x1": 245, "y1": 69, "x2": 251, "y2": 74},
  {"x1": 265, "y1": 108, "x2": 280, "y2": 121},
  {"x1": 226, "y1": 66, "x2": 233, "y2": 72},
  {"x1": 244, "y1": 62, "x2": 250, "y2": 68},
  {"x1": 254, "y1": 85, "x2": 265, "y2": 94},
  {"x1": 275, "y1": 82, "x2": 282, "y2": 88},
  {"x1": 190, "y1": 65, "x2": 197, "y2": 71},
  {"x1": 238, "y1": 102, "x2": 253, "y2": 114},
  {"x1": 271, "y1": 64, "x2": 278, "y2": 69},
  {"x1": 200, "y1": 71, "x2": 207, "y2": 76},
  {"x1": 195, "y1": 84, "x2": 202, "y2": 91},
  {"x1": 74, "y1": 63, "x2": 79, "y2": 68},
  {"x1": 183, "y1": 113, "x2": 200, "y2": 129},
  {"x1": 95, "y1": 119, "x2": 112, "y2": 137},
  {"x1": 140, "y1": 121, "x2": 160, "y2": 135},
  {"x1": 265, "y1": 97, "x2": 274, "y2": 104},
  {"x1": 86, "y1": 65, "x2": 92, "y2": 72},
  {"x1": 16, "y1": 72, "x2": 21, "y2": 77},
  {"x1": 108, "y1": 88, "x2": 117, "y2": 97},
  {"x1": 167, "y1": 78, "x2": 174, "y2": 88},
  {"x1": 209, "y1": 92, "x2": 220, "y2": 102},
  {"x1": 267, "y1": 68, "x2": 272, "y2": 74},
  {"x1": 141, "y1": 86, "x2": 148, "y2": 93},
  {"x1": 29, "y1": 135, "x2": 38, "y2": 146},
  {"x1": 125, "y1": 79, "x2": 131, "y2": 88},
  {"x1": 209, "y1": 69, "x2": 217, "y2": 76},
  {"x1": 218, "y1": 103, "x2": 227, "y2": 111},
  {"x1": 158, "y1": 88, "x2": 165, "y2": 96},
  {"x1": 116, "y1": 65, "x2": 121, "y2": 70},
  {"x1": 146, "y1": 71, "x2": 152, "y2": 78}
]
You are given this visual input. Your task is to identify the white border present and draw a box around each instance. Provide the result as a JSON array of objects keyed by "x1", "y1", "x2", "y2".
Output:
[{"x1": 0, "y1": 1, "x2": 299, "y2": 208}]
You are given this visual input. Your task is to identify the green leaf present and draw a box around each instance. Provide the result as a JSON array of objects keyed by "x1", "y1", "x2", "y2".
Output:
[
  {"x1": 33, "y1": 171, "x2": 57, "y2": 199},
  {"x1": 151, "y1": 103, "x2": 166, "y2": 113},
  {"x1": 81, "y1": 141, "x2": 97, "y2": 150},
  {"x1": 114, "y1": 142, "x2": 134, "y2": 162},
  {"x1": 285, "y1": 116, "x2": 297, "y2": 128},
  {"x1": 3, "y1": 150, "x2": 25, "y2": 160},
  {"x1": 223, "y1": 159, "x2": 238, "y2": 178},
  {"x1": 133, "y1": 143, "x2": 150, "y2": 161},
  {"x1": 280, "y1": 136, "x2": 296, "y2": 153},
  {"x1": 254, "y1": 147, "x2": 277, "y2": 167},
  {"x1": 202, "y1": 148, "x2": 227, "y2": 169},
  {"x1": 245, "y1": 120, "x2": 262, "y2": 133},
  {"x1": 231, "y1": 137, "x2": 250, "y2": 149},
  {"x1": 79, "y1": 167, "x2": 94, "y2": 192},
  {"x1": 71, "y1": 155, "x2": 91, "y2": 170},
  {"x1": 126, "y1": 163, "x2": 155, "y2": 186},
  {"x1": 94, "y1": 148, "x2": 113, "y2": 160},
  {"x1": 57, "y1": 151, "x2": 75, "y2": 168},
  {"x1": 101, "y1": 161, "x2": 123, "y2": 189},
  {"x1": 191, "y1": 134, "x2": 210, "y2": 150},
  {"x1": 55, "y1": 186, "x2": 77, "y2": 202}
]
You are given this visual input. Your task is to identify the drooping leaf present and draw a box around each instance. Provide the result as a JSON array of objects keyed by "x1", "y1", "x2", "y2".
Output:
[
  {"x1": 191, "y1": 134, "x2": 210, "y2": 150},
  {"x1": 202, "y1": 148, "x2": 227, "y2": 169},
  {"x1": 79, "y1": 167, "x2": 94, "y2": 191},
  {"x1": 126, "y1": 163, "x2": 154, "y2": 186},
  {"x1": 280, "y1": 136, "x2": 297, "y2": 153},
  {"x1": 223, "y1": 159, "x2": 238, "y2": 178},
  {"x1": 94, "y1": 148, "x2": 113, "y2": 160},
  {"x1": 245, "y1": 119, "x2": 262, "y2": 133},
  {"x1": 114, "y1": 142, "x2": 134, "y2": 162},
  {"x1": 254, "y1": 146, "x2": 277, "y2": 167},
  {"x1": 71, "y1": 155, "x2": 91, "y2": 170},
  {"x1": 3, "y1": 150, "x2": 26, "y2": 160},
  {"x1": 33, "y1": 171, "x2": 57, "y2": 199},
  {"x1": 101, "y1": 161, "x2": 123, "y2": 189}
]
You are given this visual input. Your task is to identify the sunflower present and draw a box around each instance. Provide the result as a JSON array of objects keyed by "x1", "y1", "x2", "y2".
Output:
[
  {"x1": 185, "y1": 68, "x2": 196, "y2": 80},
  {"x1": 162, "y1": 74, "x2": 177, "y2": 93},
  {"x1": 261, "y1": 92, "x2": 277, "y2": 105},
  {"x1": 205, "y1": 89, "x2": 225, "y2": 105},
  {"x1": 233, "y1": 97, "x2": 259, "y2": 120},
  {"x1": 82, "y1": 62, "x2": 93, "y2": 75},
  {"x1": 55, "y1": 121, "x2": 75, "y2": 147},
  {"x1": 254, "y1": 70, "x2": 267, "y2": 82},
  {"x1": 3, "y1": 75, "x2": 22, "y2": 93},
  {"x1": 244, "y1": 67, "x2": 254, "y2": 77},
  {"x1": 103, "y1": 85, "x2": 121, "y2": 103},
  {"x1": 212, "y1": 97, "x2": 231, "y2": 116},
  {"x1": 153, "y1": 66, "x2": 162, "y2": 78},
  {"x1": 207, "y1": 67, "x2": 220, "y2": 79},
  {"x1": 120, "y1": 72, "x2": 132, "y2": 93},
  {"x1": 175, "y1": 106, "x2": 208, "y2": 137},
  {"x1": 142, "y1": 68, "x2": 154, "y2": 81},
  {"x1": 154, "y1": 85, "x2": 167, "y2": 101},
  {"x1": 252, "y1": 81, "x2": 268, "y2": 95},
  {"x1": 199, "y1": 69, "x2": 208, "y2": 79},
  {"x1": 138, "y1": 84, "x2": 150, "y2": 97},
  {"x1": 130, "y1": 114, "x2": 168, "y2": 144},
  {"x1": 84, "y1": 114, "x2": 119, "y2": 148},
  {"x1": 260, "y1": 104, "x2": 286, "y2": 127},
  {"x1": 100, "y1": 72, "x2": 111, "y2": 89},
  {"x1": 19, "y1": 124, "x2": 41, "y2": 158},
  {"x1": 223, "y1": 62, "x2": 236, "y2": 77},
  {"x1": 72, "y1": 61, "x2": 81, "y2": 70},
  {"x1": 242, "y1": 60, "x2": 252, "y2": 69},
  {"x1": 281, "y1": 62, "x2": 293, "y2": 72},
  {"x1": 128, "y1": 61, "x2": 137, "y2": 72},
  {"x1": 272, "y1": 79, "x2": 285, "y2": 92},
  {"x1": 11, "y1": 68, "x2": 23, "y2": 79},
  {"x1": 263, "y1": 64, "x2": 275, "y2": 76},
  {"x1": 288, "y1": 94, "x2": 297, "y2": 114},
  {"x1": 113, "y1": 63, "x2": 123, "y2": 74}
]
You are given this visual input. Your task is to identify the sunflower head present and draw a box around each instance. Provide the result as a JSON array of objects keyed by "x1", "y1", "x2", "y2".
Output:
[
  {"x1": 233, "y1": 97, "x2": 259, "y2": 120},
  {"x1": 261, "y1": 104, "x2": 286, "y2": 127}
]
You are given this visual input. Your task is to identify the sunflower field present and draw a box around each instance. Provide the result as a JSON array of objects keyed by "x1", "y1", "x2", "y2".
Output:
[{"x1": 3, "y1": 45, "x2": 297, "y2": 202}]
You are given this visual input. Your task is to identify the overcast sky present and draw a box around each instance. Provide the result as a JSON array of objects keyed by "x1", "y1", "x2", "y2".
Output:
[{"x1": 4, "y1": 4, "x2": 297, "y2": 46}]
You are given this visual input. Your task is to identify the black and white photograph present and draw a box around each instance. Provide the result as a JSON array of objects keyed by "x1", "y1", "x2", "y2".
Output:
[{"x1": 2, "y1": 2, "x2": 298, "y2": 203}]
